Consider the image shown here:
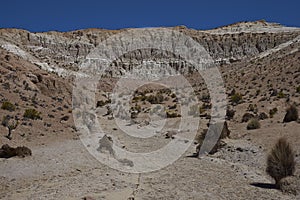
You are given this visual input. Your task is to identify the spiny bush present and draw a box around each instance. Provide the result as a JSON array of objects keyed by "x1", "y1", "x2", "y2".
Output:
[
  {"x1": 266, "y1": 137, "x2": 296, "y2": 188},
  {"x1": 23, "y1": 109, "x2": 41, "y2": 120},
  {"x1": 1, "y1": 101, "x2": 16, "y2": 112},
  {"x1": 247, "y1": 118, "x2": 260, "y2": 130},
  {"x1": 283, "y1": 105, "x2": 298, "y2": 123}
]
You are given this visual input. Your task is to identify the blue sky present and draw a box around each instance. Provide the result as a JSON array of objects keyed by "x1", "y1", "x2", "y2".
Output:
[{"x1": 0, "y1": 0, "x2": 299, "y2": 32}]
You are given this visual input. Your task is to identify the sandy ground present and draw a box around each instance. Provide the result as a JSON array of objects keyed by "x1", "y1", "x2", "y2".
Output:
[{"x1": 1, "y1": 116, "x2": 299, "y2": 200}]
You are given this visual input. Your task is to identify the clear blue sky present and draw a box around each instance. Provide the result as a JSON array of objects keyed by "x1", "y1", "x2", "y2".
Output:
[{"x1": 0, "y1": 0, "x2": 299, "y2": 32}]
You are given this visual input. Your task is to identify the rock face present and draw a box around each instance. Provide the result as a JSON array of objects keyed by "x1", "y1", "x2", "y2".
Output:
[{"x1": 0, "y1": 21, "x2": 299, "y2": 77}]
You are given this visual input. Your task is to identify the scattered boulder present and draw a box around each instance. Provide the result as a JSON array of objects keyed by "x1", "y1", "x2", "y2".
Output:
[
  {"x1": 60, "y1": 115, "x2": 70, "y2": 122},
  {"x1": 283, "y1": 105, "x2": 298, "y2": 123},
  {"x1": 195, "y1": 121, "x2": 230, "y2": 155}
]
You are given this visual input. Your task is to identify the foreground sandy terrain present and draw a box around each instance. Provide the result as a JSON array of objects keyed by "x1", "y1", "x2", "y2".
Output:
[{"x1": 0, "y1": 116, "x2": 299, "y2": 199}]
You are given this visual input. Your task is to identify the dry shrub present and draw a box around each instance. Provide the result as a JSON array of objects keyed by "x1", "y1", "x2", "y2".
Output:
[
  {"x1": 0, "y1": 144, "x2": 32, "y2": 158},
  {"x1": 266, "y1": 137, "x2": 296, "y2": 188},
  {"x1": 242, "y1": 113, "x2": 255, "y2": 123},
  {"x1": 247, "y1": 118, "x2": 260, "y2": 130},
  {"x1": 1, "y1": 101, "x2": 16, "y2": 112}
]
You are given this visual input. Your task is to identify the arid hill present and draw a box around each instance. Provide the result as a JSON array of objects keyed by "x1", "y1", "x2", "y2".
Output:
[{"x1": 0, "y1": 21, "x2": 299, "y2": 199}]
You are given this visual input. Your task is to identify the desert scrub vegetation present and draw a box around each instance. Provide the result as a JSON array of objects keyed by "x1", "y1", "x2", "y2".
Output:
[
  {"x1": 241, "y1": 113, "x2": 255, "y2": 123},
  {"x1": 246, "y1": 118, "x2": 260, "y2": 130},
  {"x1": 297, "y1": 86, "x2": 300, "y2": 93},
  {"x1": 277, "y1": 90, "x2": 286, "y2": 98},
  {"x1": 146, "y1": 94, "x2": 164, "y2": 104},
  {"x1": 1, "y1": 101, "x2": 16, "y2": 112},
  {"x1": 266, "y1": 137, "x2": 295, "y2": 188},
  {"x1": 269, "y1": 107, "x2": 278, "y2": 118},
  {"x1": 247, "y1": 104, "x2": 258, "y2": 113},
  {"x1": 166, "y1": 110, "x2": 181, "y2": 118},
  {"x1": 1, "y1": 115, "x2": 18, "y2": 140},
  {"x1": 96, "y1": 99, "x2": 111, "y2": 107},
  {"x1": 258, "y1": 112, "x2": 268, "y2": 120},
  {"x1": 23, "y1": 108, "x2": 41, "y2": 120},
  {"x1": 0, "y1": 144, "x2": 32, "y2": 158},
  {"x1": 230, "y1": 93, "x2": 243, "y2": 105},
  {"x1": 283, "y1": 105, "x2": 298, "y2": 123}
]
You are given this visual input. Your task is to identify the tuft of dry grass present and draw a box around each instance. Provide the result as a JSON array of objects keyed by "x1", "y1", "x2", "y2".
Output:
[
  {"x1": 266, "y1": 137, "x2": 296, "y2": 188},
  {"x1": 247, "y1": 118, "x2": 260, "y2": 130}
]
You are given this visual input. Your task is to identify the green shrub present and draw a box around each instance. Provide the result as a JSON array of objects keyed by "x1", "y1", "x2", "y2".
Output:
[
  {"x1": 23, "y1": 109, "x2": 41, "y2": 120},
  {"x1": 266, "y1": 137, "x2": 295, "y2": 188},
  {"x1": 1, "y1": 101, "x2": 16, "y2": 112},
  {"x1": 231, "y1": 93, "x2": 243, "y2": 104},
  {"x1": 277, "y1": 91, "x2": 285, "y2": 98},
  {"x1": 247, "y1": 118, "x2": 260, "y2": 130}
]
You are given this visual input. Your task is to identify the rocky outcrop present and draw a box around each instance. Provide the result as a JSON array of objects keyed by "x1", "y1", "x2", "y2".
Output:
[{"x1": 0, "y1": 21, "x2": 299, "y2": 77}]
